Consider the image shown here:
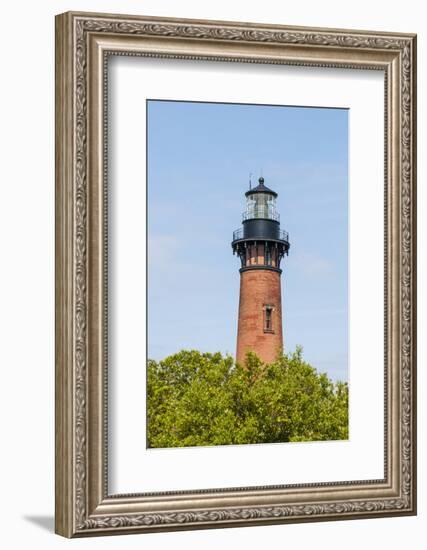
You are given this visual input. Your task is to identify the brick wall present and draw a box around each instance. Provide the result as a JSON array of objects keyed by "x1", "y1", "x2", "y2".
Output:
[{"x1": 236, "y1": 268, "x2": 283, "y2": 364}]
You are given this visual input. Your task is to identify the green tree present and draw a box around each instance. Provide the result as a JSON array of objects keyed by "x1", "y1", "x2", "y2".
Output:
[{"x1": 147, "y1": 348, "x2": 348, "y2": 448}]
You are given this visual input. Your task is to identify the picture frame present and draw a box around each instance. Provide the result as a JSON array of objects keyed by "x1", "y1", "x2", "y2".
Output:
[{"x1": 55, "y1": 11, "x2": 417, "y2": 537}]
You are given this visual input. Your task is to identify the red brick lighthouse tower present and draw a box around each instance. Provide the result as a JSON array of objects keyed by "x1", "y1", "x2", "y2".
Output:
[{"x1": 232, "y1": 177, "x2": 290, "y2": 364}]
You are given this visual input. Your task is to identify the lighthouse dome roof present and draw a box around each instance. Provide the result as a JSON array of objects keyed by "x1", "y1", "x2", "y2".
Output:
[{"x1": 245, "y1": 177, "x2": 278, "y2": 198}]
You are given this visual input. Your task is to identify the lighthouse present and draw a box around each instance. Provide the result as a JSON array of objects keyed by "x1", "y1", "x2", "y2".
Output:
[{"x1": 232, "y1": 177, "x2": 290, "y2": 364}]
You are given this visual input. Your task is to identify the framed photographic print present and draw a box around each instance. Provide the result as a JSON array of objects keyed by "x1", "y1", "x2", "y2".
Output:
[{"x1": 55, "y1": 11, "x2": 417, "y2": 537}]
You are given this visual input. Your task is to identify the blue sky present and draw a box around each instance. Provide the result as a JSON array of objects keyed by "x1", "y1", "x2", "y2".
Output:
[{"x1": 147, "y1": 100, "x2": 348, "y2": 382}]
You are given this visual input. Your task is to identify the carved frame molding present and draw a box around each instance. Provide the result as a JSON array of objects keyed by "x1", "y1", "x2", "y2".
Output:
[{"x1": 55, "y1": 11, "x2": 416, "y2": 537}]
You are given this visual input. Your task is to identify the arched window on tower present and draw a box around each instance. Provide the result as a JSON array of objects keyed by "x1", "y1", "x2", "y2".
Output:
[{"x1": 264, "y1": 305, "x2": 274, "y2": 333}]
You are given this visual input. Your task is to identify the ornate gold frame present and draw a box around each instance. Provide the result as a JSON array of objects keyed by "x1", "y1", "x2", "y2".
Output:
[{"x1": 55, "y1": 11, "x2": 417, "y2": 537}]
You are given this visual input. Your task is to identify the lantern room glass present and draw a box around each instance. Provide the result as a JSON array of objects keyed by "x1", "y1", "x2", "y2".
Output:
[{"x1": 243, "y1": 193, "x2": 279, "y2": 221}]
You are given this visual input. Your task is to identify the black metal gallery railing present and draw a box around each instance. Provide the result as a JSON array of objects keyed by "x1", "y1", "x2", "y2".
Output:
[
  {"x1": 242, "y1": 207, "x2": 280, "y2": 222},
  {"x1": 232, "y1": 227, "x2": 289, "y2": 242}
]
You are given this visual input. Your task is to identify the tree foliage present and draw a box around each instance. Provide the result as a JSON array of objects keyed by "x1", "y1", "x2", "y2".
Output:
[{"x1": 147, "y1": 348, "x2": 348, "y2": 448}]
